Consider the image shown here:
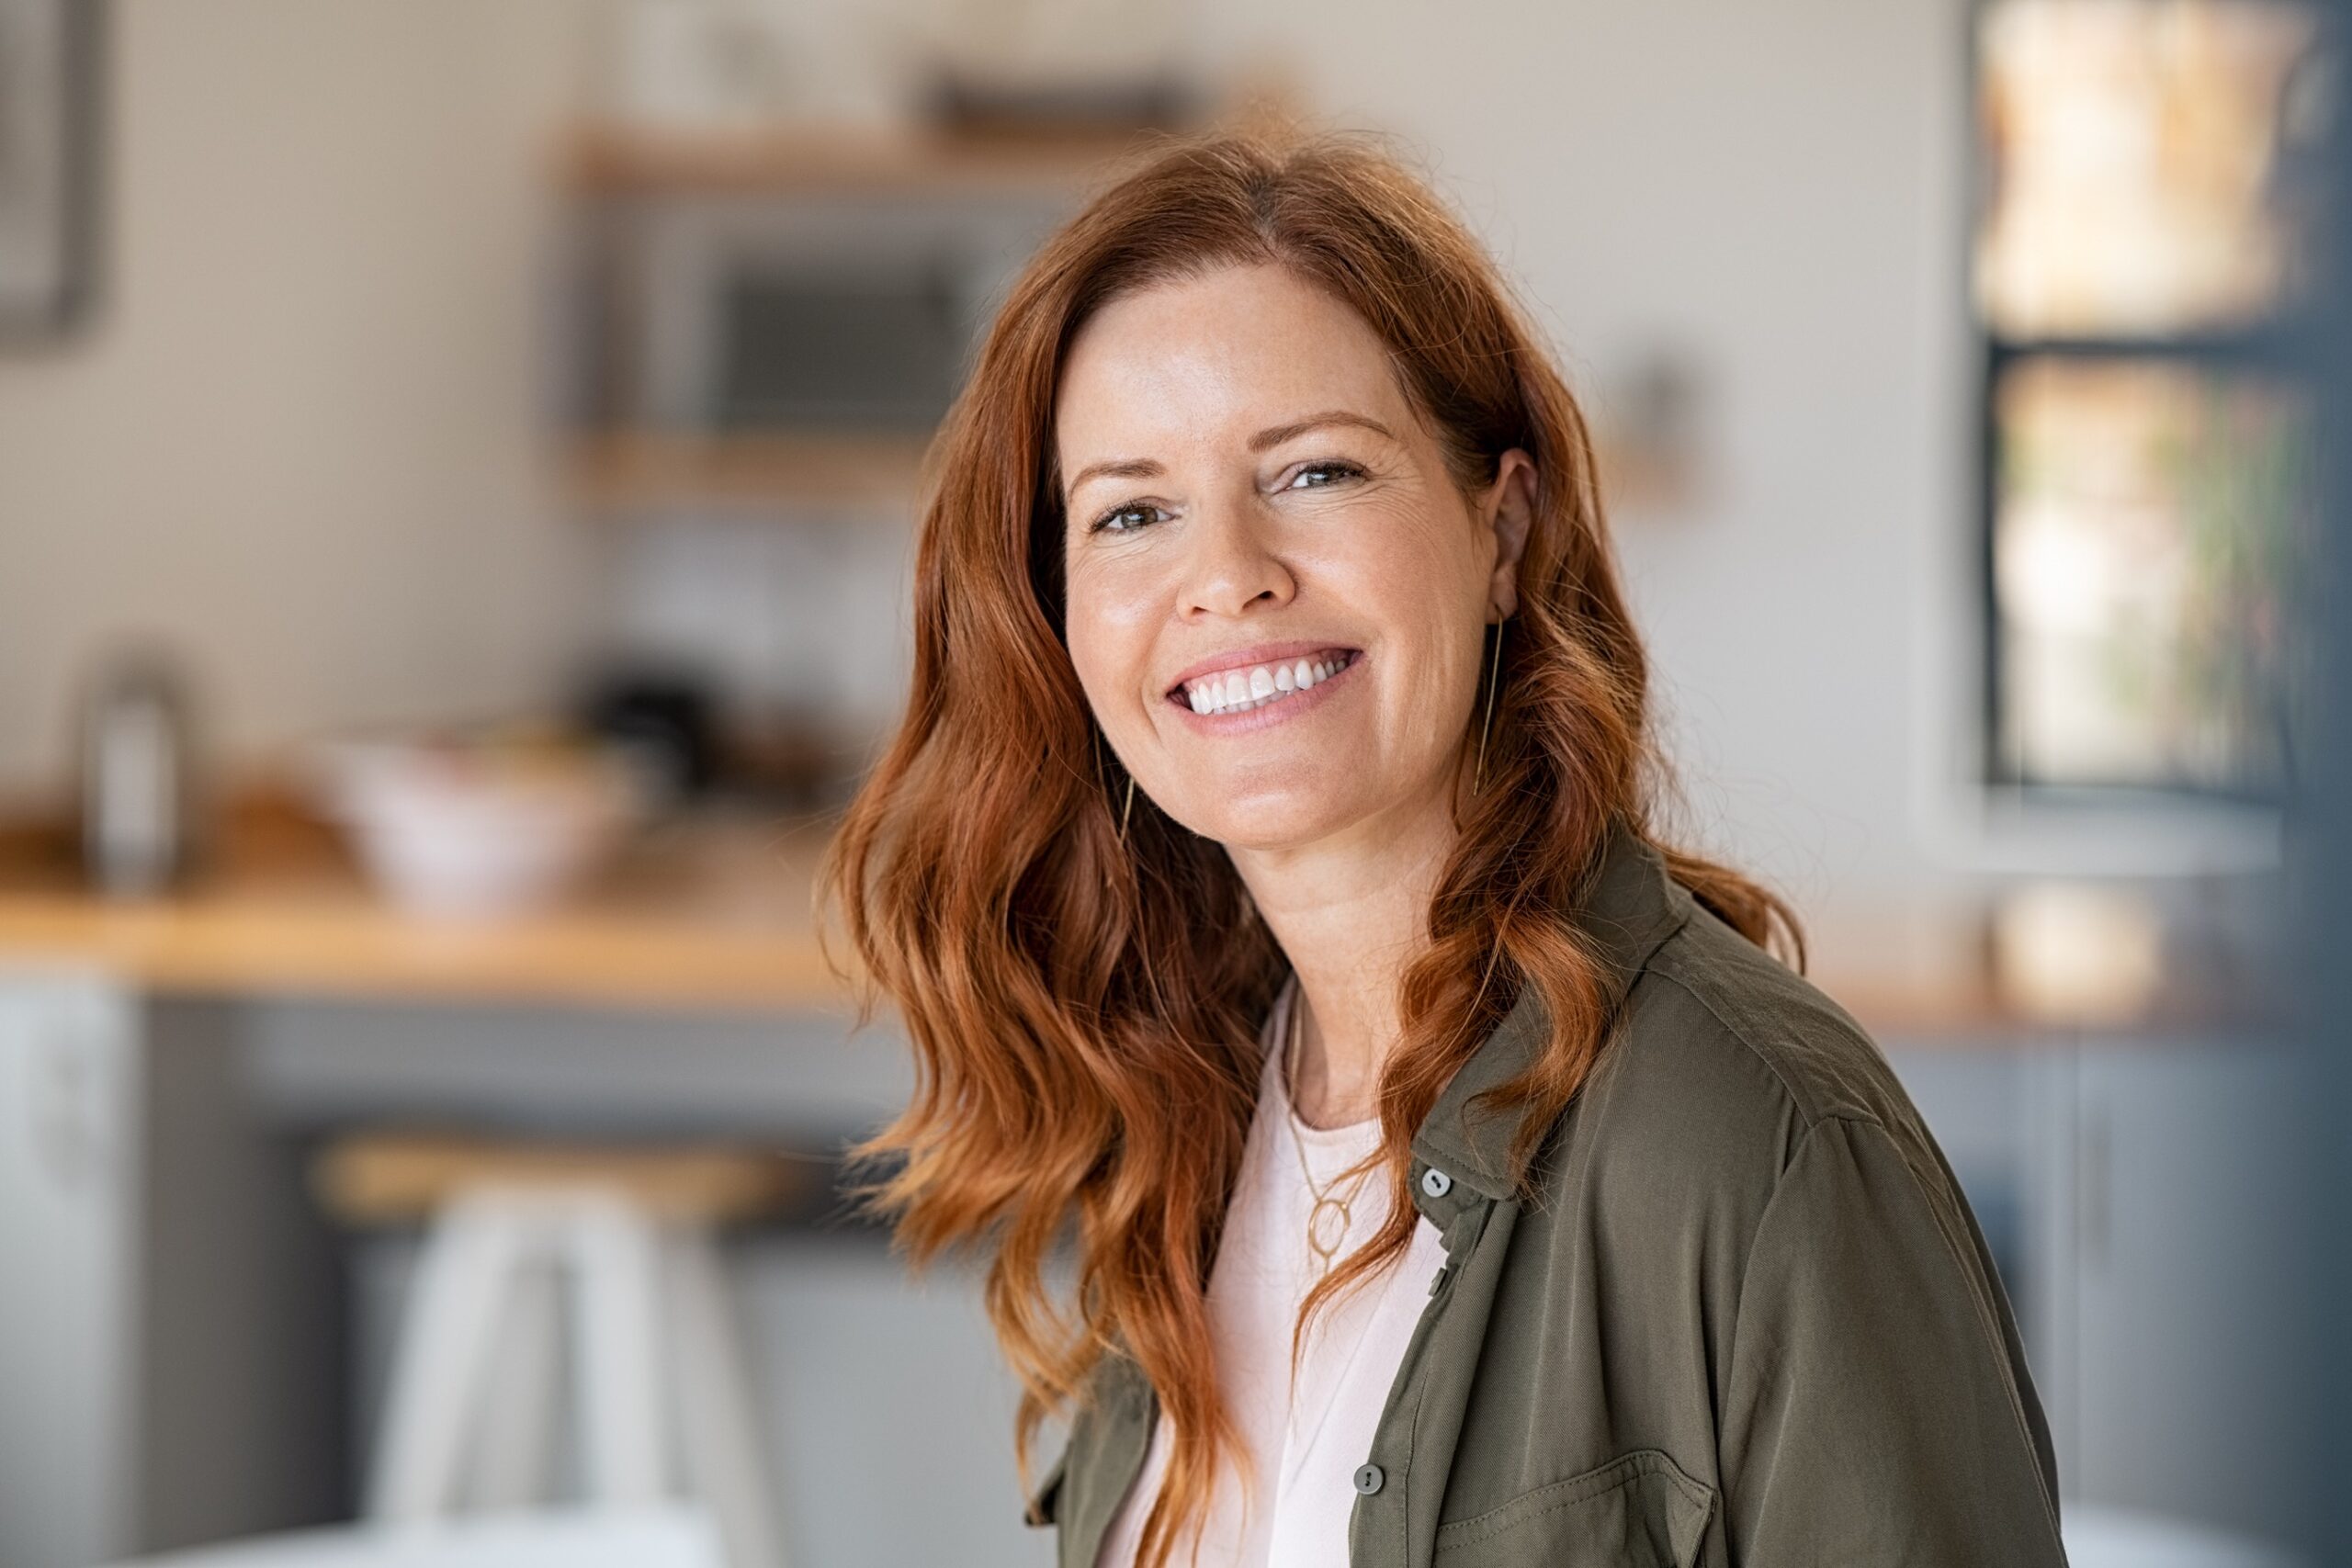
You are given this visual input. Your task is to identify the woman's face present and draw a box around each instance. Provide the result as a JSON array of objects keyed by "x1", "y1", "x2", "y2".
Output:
[{"x1": 1056, "y1": 263, "x2": 1533, "y2": 856}]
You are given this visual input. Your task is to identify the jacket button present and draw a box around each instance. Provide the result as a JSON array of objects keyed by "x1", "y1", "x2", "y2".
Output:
[
  {"x1": 1419, "y1": 1167, "x2": 1453, "y2": 1198},
  {"x1": 1353, "y1": 1463, "x2": 1385, "y2": 1495}
]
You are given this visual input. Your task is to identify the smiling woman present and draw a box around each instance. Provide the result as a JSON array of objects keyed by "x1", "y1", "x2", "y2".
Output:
[
  {"x1": 1056, "y1": 264, "x2": 1535, "y2": 870},
  {"x1": 820, "y1": 130, "x2": 2065, "y2": 1568}
]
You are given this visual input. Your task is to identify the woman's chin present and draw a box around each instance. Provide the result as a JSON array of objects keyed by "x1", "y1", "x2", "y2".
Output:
[{"x1": 1178, "y1": 795, "x2": 1370, "y2": 857}]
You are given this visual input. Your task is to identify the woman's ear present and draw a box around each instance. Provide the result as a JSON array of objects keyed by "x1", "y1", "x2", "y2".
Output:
[{"x1": 1483, "y1": 448, "x2": 1538, "y2": 620}]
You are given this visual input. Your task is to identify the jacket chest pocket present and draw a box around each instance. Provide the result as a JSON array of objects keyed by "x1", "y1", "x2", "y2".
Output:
[{"x1": 1431, "y1": 1450, "x2": 1713, "y2": 1568}]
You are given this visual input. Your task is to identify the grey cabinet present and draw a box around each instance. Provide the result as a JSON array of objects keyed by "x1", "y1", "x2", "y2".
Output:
[
  {"x1": 0, "y1": 974, "x2": 344, "y2": 1567},
  {"x1": 1891, "y1": 1035, "x2": 2315, "y2": 1551},
  {"x1": 2032, "y1": 1039, "x2": 2313, "y2": 1548}
]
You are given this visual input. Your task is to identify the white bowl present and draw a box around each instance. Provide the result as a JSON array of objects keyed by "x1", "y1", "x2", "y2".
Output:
[{"x1": 310, "y1": 738, "x2": 641, "y2": 919}]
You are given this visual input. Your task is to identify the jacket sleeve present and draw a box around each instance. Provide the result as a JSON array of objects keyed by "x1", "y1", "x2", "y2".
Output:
[{"x1": 1716, "y1": 1114, "x2": 2067, "y2": 1567}]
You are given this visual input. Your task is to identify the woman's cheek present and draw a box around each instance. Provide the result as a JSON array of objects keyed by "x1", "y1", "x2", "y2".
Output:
[{"x1": 1063, "y1": 604, "x2": 1155, "y2": 761}]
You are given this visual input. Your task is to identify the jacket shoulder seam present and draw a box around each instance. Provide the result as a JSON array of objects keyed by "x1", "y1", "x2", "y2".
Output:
[{"x1": 1637, "y1": 940, "x2": 1880, "y2": 1137}]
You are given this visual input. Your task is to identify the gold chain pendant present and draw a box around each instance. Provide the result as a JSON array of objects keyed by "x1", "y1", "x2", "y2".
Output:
[
  {"x1": 1307, "y1": 1191, "x2": 1353, "y2": 1274},
  {"x1": 1284, "y1": 978, "x2": 1369, "y2": 1280}
]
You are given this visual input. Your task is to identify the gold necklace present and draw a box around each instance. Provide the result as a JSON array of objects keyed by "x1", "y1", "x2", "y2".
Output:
[{"x1": 1280, "y1": 985, "x2": 1373, "y2": 1279}]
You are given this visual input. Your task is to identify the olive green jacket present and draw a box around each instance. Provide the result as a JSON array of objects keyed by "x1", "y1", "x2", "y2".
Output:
[{"x1": 1027, "y1": 820, "x2": 2068, "y2": 1567}]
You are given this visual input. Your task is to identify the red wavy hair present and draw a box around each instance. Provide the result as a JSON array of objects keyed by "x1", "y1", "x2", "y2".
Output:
[{"x1": 820, "y1": 128, "x2": 1803, "y2": 1568}]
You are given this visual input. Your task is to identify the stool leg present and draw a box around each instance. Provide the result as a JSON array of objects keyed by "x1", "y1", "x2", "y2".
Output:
[
  {"x1": 469, "y1": 1244, "x2": 564, "y2": 1507},
  {"x1": 665, "y1": 1227, "x2": 787, "y2": 1568},
  {"x1": 565, "y1": 1192, "x2": 669, "y2": 1504},
  {"x1": 366, "y1": 1191, "x2": 531, "y2": 1521}
]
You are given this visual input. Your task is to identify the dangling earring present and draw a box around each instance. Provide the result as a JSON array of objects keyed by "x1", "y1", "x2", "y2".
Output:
[
  {"x1": 1096, "y1": 728, "x2": 1137, "y2": 848},
  {"x1": 1475, "y1": 616, "x2": 1505, "y2": 795}
]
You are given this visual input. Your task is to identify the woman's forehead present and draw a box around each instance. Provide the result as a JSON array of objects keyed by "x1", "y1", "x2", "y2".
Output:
[{"x1": 1054, "y1": 265, "x2": 1413, "y2": 460}]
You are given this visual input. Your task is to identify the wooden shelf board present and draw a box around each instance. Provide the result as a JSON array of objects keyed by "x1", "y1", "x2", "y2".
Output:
[
  {"x1": 567, "y1": 430, "x2": 934, "y2": 513},
  {"x1": 563, "y1": 123, "x2": 1153, "y2": 197}
]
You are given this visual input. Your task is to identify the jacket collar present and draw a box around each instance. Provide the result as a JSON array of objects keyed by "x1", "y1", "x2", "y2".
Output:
[{"x1": 1407, "y1": 816, "x2": 1696, "y2": 1206}]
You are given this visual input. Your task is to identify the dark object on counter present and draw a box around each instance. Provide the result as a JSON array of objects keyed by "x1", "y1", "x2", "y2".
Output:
[
  {"x1": 725, "y1": 705, "x2": 862, "y2": 809},
  {"x1": 578, "y1": 666, "x2": 719, "y2": 806},
  {"x1": 74, "y1": 645, "x2": 202, "y2": 896}
]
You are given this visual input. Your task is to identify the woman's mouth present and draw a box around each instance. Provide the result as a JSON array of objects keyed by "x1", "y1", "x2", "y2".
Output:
[{"x1": 1170, "y1": 649, "x2": 1361, "y2": 716}]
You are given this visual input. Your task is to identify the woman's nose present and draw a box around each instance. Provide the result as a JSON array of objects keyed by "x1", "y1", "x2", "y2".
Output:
[{"x1": 1179, "y1": 500, "x2": 1295, "y2": 619}]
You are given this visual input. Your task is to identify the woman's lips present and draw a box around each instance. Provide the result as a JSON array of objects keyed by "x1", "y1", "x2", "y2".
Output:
[
  {"x1": 1168, "y1": 648, "x2": 1360, "y2": 713},
  {"x1": 1168, "y1": 649, "x2": 1362, "y2": 730}
]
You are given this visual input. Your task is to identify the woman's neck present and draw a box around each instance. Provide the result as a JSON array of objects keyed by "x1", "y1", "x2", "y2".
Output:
[{"x1": 1227, "y1": 794, "x2": 1459, "y2": 1129}]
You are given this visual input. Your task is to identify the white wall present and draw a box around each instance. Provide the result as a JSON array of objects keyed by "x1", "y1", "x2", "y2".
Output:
[{"x1": 0, "y1": 0, "x2": 602, "y2": 799}]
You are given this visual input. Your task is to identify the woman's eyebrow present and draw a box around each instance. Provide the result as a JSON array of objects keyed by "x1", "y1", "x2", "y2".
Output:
[
  {"x1": 1249, "y1": 411, "x2": 1396, "y2": 451},
  {"x1": 1064, "y1": 456, "x2": 1161, "y2": 504}
]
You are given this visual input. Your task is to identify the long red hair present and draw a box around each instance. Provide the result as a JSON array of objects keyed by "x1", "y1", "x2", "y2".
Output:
[{"x1": 820, "y1": 128, "x2": 1802, "y2": 1568}]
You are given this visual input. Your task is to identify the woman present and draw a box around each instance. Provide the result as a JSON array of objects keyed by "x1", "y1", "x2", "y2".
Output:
[{"x1": 822, "y1": 130, "x2": 2064, "y2": 1568}]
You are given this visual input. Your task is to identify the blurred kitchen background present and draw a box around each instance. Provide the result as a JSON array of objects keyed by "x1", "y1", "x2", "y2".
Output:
[{"x1": 0, "y1": 0, "x2": 2344, "y2": 1565}]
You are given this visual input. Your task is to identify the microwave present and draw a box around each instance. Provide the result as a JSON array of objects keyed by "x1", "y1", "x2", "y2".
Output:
[{"x1": 575, "y1": 186, "x2": 1072, "y2": 434}]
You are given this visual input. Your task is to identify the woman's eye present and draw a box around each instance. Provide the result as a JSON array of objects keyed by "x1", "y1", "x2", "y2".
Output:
[
  {"x1": 1092, "y1": 502, "x2": 1166, "y2": 535},
  {"x1": 1286, "y1": 460, "x2": 1365, "y2": 491}
]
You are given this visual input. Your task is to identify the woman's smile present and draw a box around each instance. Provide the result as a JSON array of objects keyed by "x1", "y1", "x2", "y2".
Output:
[{"x1": 1168, "y1": 646, "x2": 1363, "y2": 729}]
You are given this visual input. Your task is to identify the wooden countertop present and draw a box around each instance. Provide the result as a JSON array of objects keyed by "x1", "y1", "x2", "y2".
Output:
[
  {"x1": 0, "y1": 788, "x2": 2269, "y2": 1040},
  {"x1": 0, "y1": 789, "x2": 853, "y2": 1013}
]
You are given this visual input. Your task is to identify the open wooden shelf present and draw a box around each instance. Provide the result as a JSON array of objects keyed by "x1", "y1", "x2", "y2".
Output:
[
  {"x1": 562, "y1": 122, "x2": 1158, "y2": 198},
  {"x1": 567, "y1": 429, "x2": 936, "y2": 514}
]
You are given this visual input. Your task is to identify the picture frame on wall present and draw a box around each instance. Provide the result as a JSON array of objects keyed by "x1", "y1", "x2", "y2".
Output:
[{"x1": 0, "y1": 0, "x2": 100, "y2": 339}]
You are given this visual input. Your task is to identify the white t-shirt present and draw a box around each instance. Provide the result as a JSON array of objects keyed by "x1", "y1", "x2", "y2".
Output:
[{"x1": 1094, "y1": 978, "x2": 1453, "y2": 1568}]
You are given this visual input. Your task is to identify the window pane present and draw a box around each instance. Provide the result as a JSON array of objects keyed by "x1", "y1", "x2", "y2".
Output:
[
  {"x1": 1993, "y1": 356, "x2": 2312, "y2": 793},
  {"x1": 1974, "y1": 0, "x2": 2325, "y2": 338}
]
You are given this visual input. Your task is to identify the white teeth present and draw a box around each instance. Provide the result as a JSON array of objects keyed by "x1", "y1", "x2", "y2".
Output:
[{"x1": 1180, "y1": 652, "x2": 1351, "y2": 715}]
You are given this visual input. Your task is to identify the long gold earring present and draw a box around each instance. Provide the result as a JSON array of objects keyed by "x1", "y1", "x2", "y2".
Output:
[
  {"x1": 1475, "y1": 617, "x2": 1505, "y2": 795},
  {"x1": 1097, "y1": 728, "x2": 1138, "y2": 848}
]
